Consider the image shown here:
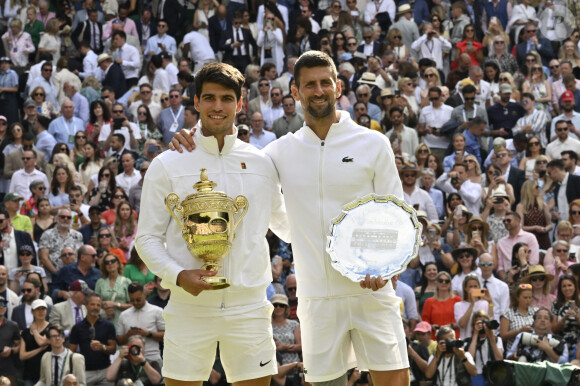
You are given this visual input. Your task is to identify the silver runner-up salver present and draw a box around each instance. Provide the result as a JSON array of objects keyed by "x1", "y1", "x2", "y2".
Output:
[{"x1": 326, "y1": 194, "x2": 423, "y2": 282}]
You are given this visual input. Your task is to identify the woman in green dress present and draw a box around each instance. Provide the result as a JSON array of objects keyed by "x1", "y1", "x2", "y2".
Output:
[{"x1": 95, "y1": 253, "x2": 132, "y2": 328}]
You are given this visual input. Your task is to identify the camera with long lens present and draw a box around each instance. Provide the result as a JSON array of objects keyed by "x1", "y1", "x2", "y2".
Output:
[
  {"x1": 444, "y1": 339, "x2": 464, "y2": 353},
  {"x1": 517, "y1": 332, "x2": 560, "y2": 362}
]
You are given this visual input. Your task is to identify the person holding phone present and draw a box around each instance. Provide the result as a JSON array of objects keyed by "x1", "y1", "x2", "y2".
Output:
[
  {"x1": 454, "y1": 275, "x2": 493, "y2": 338},
  {"x1": 99, "y1": 104, "x2": 140, "y2": 156},
  {"x1": 454, "y1": 24, "x2": 484, "y2": 67}
]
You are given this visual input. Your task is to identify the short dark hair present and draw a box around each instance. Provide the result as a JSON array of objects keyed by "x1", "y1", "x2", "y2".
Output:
[
  {"x1": 151, "y1": 54, "x2": 162, "y2": 69},
  {"x1": 111, "y1": 30, "x2": 126, "y2": 41},
  {"x1": 112, "y1": 133, "x2": 126, "y2": 144},
  {"x1": 505, "y1": 211, "x2": 521, "y2": 221},
  {"x1": 453, "y1": 161, "x2": 467, "y2": 171},
  {"x1": 389, "y1": 106, "x2": 403, "y2": 116},
  {"x1": 259, "y1": 62, "x2": 277, "y2": 77},
  {"x1": 128, "y1": 281, "x2": 144, "y2": 294},
  {"x1": 547, "y1": 159, "x2": 565, "y2": 170},
  {"x1": 195, "y1": 62, "x2": 245, "y2": 101},
  {"x1": 428, "y1": 86, "x2": 442, "y2": 96},
  {"x1": 294, "y1": 51, "x2": 337, "y2": 89},
  {"x1": 561, "y1": 150, "x2": 578, "y2": 161},
  {"x1": 521, "y1": 92, "x2": 535, "y2": 101},
  {"x1": 555, "y1": 119, "x2": 569, "y2": 129},
  {"x1": 48, "y1": 325, "x2": 65, "y2": 337},
  {"x1": 282, "y1": 94, "x2": 295, "y2": 103},
  {"x1": 462, "y1": 85, "x2": 476, "y2": 95},
  {"x1": 69, "y1": 185, "x2": 83, "y2": 194}
]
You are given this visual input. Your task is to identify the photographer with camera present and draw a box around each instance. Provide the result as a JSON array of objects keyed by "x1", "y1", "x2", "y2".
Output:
[
  {"x1": 425, "y1": 325, "x2": 477, "y2": 386},
  {"x1": 506, "y1": 307, "x2": 569, "y2": 364},
  {"x1": 466, "y1": 310, "x2": 503, "y2": 386},
  {"x1": 106, "y1": 335, "x2": 162, "y2": 386}
]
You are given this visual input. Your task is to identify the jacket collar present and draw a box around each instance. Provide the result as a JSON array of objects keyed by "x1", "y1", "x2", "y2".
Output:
[{"x1": 194, "y1": 124, "x2": 237, "y2": 155}]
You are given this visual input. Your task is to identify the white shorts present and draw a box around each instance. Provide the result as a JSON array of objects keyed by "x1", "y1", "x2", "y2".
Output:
[
  {"x1": 162, "y1": 302, "x2": 277, "y2": 383},
  {"x1": 297, "y1": 292, "x2": 409, "y2": 383}
]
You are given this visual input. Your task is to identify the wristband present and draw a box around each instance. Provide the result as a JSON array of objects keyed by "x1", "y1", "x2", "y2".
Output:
[
  {"x1": 147, "y1": 331, "x2": 153, "y2": 338},
  {"x1": 489, "y1": 303, "x2": 494, "y2": 307},
  {"x1": 461, "y1": 358, "x2": 468, "y2": 363}
]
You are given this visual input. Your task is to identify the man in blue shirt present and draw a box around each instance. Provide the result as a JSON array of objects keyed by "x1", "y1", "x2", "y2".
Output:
[
  {"x1": 48, "y1": 99, "x2": 85, "y2": 147},
  {"x1": 51, "y1": 245, "x2": 101, "y2": 302},
  {"x1": 462, "y1": 116, "x2": 486, "y2": 164}
]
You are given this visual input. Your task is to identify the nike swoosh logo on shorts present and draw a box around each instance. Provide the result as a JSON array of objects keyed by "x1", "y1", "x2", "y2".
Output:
[{"x1": 259, "y1": 360, "x2": 271, "y2": 367}]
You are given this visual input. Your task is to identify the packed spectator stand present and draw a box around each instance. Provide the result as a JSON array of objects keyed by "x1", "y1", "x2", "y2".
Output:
[{"x1": 1, "y1": 0, "x2": 580, "y2": 384}]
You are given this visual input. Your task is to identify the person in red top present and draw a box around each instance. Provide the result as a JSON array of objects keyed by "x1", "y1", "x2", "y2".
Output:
[
  {"x1": 454, "y1": 24, "x2": 484, "y2": 67},
  {"x1": 422, "y1": 271, "x2": 462, "y2": 339}
]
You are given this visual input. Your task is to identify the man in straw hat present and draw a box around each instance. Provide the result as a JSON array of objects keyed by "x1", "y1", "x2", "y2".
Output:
[
  {"x1": 390, "y1": 4, "x2": 419, "y2": 52},
  {"x1": 170, "y1": 51, "x2": 410, "y2": 385}
]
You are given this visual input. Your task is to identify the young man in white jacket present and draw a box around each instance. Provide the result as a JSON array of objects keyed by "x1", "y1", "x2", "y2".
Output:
[
  {"x1": 171, "y1": 52, "x2": 409, "y2": 386},
  {"x1": 135, "y1": 63, "x2": 289, "y2": 386}
]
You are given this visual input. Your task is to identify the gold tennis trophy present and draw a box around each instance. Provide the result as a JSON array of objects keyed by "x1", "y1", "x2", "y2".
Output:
[{"x1": 165, "y1": 168, "x2": 248, "y2": 289}]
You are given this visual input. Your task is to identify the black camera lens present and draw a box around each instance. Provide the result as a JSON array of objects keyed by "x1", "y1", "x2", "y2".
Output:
[{"x1": 129, "y1": 345, "x2": 141, "y2": 356}]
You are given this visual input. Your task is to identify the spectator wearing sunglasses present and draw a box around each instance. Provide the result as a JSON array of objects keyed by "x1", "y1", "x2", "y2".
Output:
[
  {"x1": 51, "y1": 245, "x2": 101, "y2": 302},
  {"x1": 422, "y1": 271, "x2": 462, "y2": 340},
  {"x1": 8, "y1": 246, "x2": 46, "y2": 296},
  {"x1": 38, "y1": 208, "x2": 84, "y2": 282},
  {"x1": 478, "y1": 253, "x2": 509, "y2": 323}
]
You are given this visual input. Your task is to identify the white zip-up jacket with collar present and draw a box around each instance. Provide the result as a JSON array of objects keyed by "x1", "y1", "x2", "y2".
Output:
[
  {"x1": 265, "y1": 110, "x2": 404, "y2": 299},
  {"x1": 136, "y1": 128, "x2": 289, "y2": 315}
]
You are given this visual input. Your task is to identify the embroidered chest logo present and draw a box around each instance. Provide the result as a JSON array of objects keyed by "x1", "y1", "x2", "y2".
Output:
[
  {"x1": 342, "y1": 157, "x2": 354, "y2": 163},
  {"x1": 241, "y1": 162, "x2": 247, "y2": 169}
]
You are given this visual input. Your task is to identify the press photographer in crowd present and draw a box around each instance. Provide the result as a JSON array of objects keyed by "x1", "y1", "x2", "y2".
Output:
[
  {"x1": 425, "y1": 325, "x2": 477, "y2": 386},
  {"x1": 506, "y1": 307, "x2": 569, "y2": 364},
  {"x1": 466, "y1": 310, "x2": 504, "y2": 385},
  {"x1": 105, "y1": 335, "x2": 162, "y2": 386}
]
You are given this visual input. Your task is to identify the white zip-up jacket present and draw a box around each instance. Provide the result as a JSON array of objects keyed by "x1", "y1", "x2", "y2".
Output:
[
  {"x1": 265, "y1": 111, "x2": 404, "y2": 299},
  {"x1": 136, "y1": 128, "x2": 289, "y2": 315}
]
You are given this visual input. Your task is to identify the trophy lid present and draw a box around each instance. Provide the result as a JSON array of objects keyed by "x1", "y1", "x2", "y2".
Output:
[{"x1": 194, "y1": 169, "x2": 218, "y2": 193}]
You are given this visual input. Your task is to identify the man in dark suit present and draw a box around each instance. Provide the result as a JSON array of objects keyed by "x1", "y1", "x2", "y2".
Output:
[
  {"x1": 221, "y1": 11, "x2": 257, "y2": 74},
  {"x1": 154, "y1": 0, "x2": 185, "y2": 39},
  {"x1": 548, "y1": 159, "x2": 580, "y2": 218},
  {"x1": 494, "y1": 147, "x2": 525, "y2": 208},
  {"x1": 135, "y1": 8, "x2": 156, "y2": 48},
  {"x1": 208, "y1": 4, "x2": 230, "y2": 55},
  {"x1": 71, "y1": 7, "x2": 103, "y2": 53},
  {"x1": 515, "y1": 22, "x2": 554, "y2": 67},
  {"x1": 97, "y1": 53, "x2": 127, "y2": 99},
  {"x1": 357, "y1": 27, "x2": 381, "y2": 57},
  {"x1": 0, "y1": 209, "x2": 35, "y2": 277},
  {"x1": 11, "y1": 276, "x2": 51, "y2": 331}
]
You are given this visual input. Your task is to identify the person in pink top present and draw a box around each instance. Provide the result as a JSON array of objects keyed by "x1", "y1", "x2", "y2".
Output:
[
  {"x1": 102, "y1": 4, "x2": 138, "y2": 41},
  {"x1": 497, "y1": 211, "x2": 540, "y2": 281}
]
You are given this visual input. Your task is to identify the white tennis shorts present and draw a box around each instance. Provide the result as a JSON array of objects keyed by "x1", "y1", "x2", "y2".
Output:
[
  {"x1": 162, "y1": 302, "x2": 277, "y2": 383},
  {"x1": 297, "y1": 291, "x2": 409, "y2": 383}
]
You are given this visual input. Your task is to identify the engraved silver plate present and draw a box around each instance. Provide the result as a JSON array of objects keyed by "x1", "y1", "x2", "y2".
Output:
[{"x1": 327, "y1": 194, "x2": 423, "y2": 282}]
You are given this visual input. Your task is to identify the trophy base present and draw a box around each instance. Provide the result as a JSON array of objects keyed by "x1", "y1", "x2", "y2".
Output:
[{"x1": 203, "y1": 276, "x2": 230, "y2": 290}]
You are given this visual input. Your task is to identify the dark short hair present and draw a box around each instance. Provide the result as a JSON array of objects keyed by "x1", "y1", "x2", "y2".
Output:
[
  {"x1": 112, "y1": 133, "x2": 125, "y2": 144},
  {"x1": 48, "y1": 325, "x2": 65, "y2": 337},
  {"x1": 151, "y1": 54, "x2": 162, "y2": 69},
  {"x1": 294, "y1": 51, "x2": 337, "y2": 89},
  {"x1": 195, "y1": 62, "x2": 245, "y2": 101},
  {"x1": 505, "y1": 211, "x2": 521, "y2": 221},
  {"x1": 128, "y1": 281, "x2": 144, "y2": 294},
  {"x1": 561, "y1": 150, "x2": 578, "y2": 161},
  {"x1": 389, "y1": 106, "x2": 403, "y2": 116},
  {"x1": 111, "y1": 30, "x2": 126, "y2": 41},
  {"x1": 428, "y1": 86, "x2": 442, "y2": 96},
  {"x1": 462, "y1": 85, "x2": 476, "y2": 95},
  {"x1": 547, "y1": 158, "x2": 565, "y2": 170},
  {"x1": 521, "y1": 92, "x2": 535, "y2": 101}
]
